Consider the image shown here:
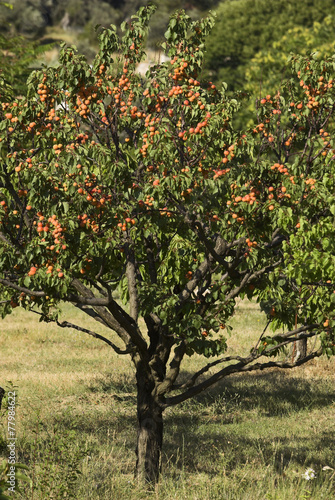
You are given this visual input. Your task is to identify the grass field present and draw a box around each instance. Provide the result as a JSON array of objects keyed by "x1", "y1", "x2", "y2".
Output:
[{"x1": 0, "y1": 300, "x2": 334, "y2": 499}]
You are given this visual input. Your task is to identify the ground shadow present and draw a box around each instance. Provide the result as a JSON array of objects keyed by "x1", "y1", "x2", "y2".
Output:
[
  {"x1": 175, "y1": 369, "x2": 335, "y2": 416},
  {"x1": 17, "y1": 368, "x2": 334, "y2": 480}
]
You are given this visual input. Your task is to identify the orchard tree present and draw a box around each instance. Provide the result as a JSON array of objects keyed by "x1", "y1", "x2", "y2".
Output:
[{"x1": 0, "y1": 6, "x2": 335, "y2": 484}]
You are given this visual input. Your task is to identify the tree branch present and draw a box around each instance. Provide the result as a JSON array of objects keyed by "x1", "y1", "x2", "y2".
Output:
[
  {"x1": 194, "y1": 225, "x2": 229, "y2": 266},
  {"x1": 29, "y1": 308, "x2": 134, "y2": 354},
  {"x1": 178, "y1": 323, "x2": 319, "y2": 393},
  {"x1": 272, "y1": 323, "x2": 319, "y2": 342},
  {"x1": 163, "y1": 347, "x2": 323, "y2": 408},
  {"x1": 224, "y1": 259, "x2": 282, "y2": 303},
  {"x1": 56, "y1": 319, "x2": 135, "y2": 354},
  {"x1": 154, "y1": 340, "x2": 187, "y2": 396},
  {"x1": 0, "y1": 232, "x2": 14, "y2": 247},
  {"x1": 74, "y1": 303, "x2": 110, "y2": 327},
  {"x1": 0, "y1": 278, "x2": 46, "y2": 297},
  {"x1": 125, "y1": 246, "x2": 139, "y2": 321},
  {"x1": 178, "y1": 235, "x2": 228, "y2": 304},
  {"x1": 71, "y1": 278, "x2": 148, "y2": 356},
  {"x1": 173, "y1": 354, "x2": 246, "y2": 391}
]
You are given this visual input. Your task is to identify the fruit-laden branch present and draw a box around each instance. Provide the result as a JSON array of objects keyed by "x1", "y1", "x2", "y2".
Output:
[
  {"x1": 161, "y1": 243, "x2": 225, "y2": 382},
  {"x1": 0, "y1": 275, "x2": 113, "y2": 305},
  {"x1": 3, "y1": 166, "x2": 31, "y2": 228},
  {"x1": 167, "y1": 199, "x2": 236, "y2": 274},
  {"x1": 224, "y1": 259, "x2": 283, "y2": 303},
  {"x1": 192, "y1": 226, "x2": 230, "y2": 268},
  {"x1": 177, "y1": 236, "x2": 229, "y2": 305},
  {"x1": 0, "y1": 277, "x2": 46, "y2": 298},
  {"x1": 177, "y1": 254, "x2": 216, "y2": 304},
  {"x1": 183, "y1": 211, "x2": 286, "y2": 290},
  {"x1": 157, "y1": 252, "x2": 284, "y2": 396}
]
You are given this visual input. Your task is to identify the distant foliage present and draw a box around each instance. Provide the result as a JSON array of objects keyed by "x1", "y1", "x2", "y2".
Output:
[
  {"x1": 0, "y1": 0, "x2": 220, "y2": 46},
  {"x1": 0, "y1": 34, "x2": 53, "y2": 96},
  {"x1": 236, "y1": 16, "x2": 335, "y2": 126},
  {"x1": 0, "y1": 0, "x2": 52, "y2": 37},
  {"x1": 205, "y1": 0, "x2": 335, "y2": 90}
]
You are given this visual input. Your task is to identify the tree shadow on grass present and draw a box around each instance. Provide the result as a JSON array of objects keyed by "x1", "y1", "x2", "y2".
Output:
[
  {"x1": 83, "y1": 367, "x2": 335, "y2": 416},
  {"x1": 19, "y1": 369, "x2": 334, "y2": 480},
  {"x1": 71, "y1": 367, "x2": 335, "y2": 440},
  {"x1": 85, "y1": 371, "x2": 136, "y2": 403},
  {"x1": 162, "y1": 428, "x2": 335, "y2": 476},
  {"x1": 161, "y1": 370, "x2": 335, "y2": 475},
  {"x1": 176, "y1": 369, "x2": 335, "y2": 417}
]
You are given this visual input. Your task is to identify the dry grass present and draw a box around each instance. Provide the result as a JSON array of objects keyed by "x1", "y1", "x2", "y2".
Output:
[{"x1": 0, "y1": 300, "x2": 334, "y2": 499}]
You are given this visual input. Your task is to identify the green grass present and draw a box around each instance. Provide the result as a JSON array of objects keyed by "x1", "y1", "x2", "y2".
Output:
[{"x1": 0, "y1": 301, "x2": 334, "y2": 499}]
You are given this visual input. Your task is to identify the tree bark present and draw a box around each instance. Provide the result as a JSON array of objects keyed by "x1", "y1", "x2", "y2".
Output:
[
  {"x1": 0, "y1": 387, "x2": 4, "y2": 410},
  {"x1": 135, "y1": 364, "x2": 163, "y2": 484},
  {"x1": 292, "y1": 338, "x2": 307, "y2": 362}
]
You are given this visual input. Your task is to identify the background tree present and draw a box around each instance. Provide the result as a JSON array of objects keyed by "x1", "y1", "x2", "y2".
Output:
[
  {"x1": 0, "y1": 2, "x2": 54, "y2": 96},
  {"x1": 0, "y1": 6, "x2": 334, "y2": 484},
  {"x1": 0, "y1": 0, "x2": 52, "y2": 37},
  {"x1": 0, "y1": 34, "x2": 53, "y2": 96},
  {"x1": 238, "y1": 16, "x2": 335, "y2": 127},
  {"x1": 205, "y1": 0, "x2": 335, "y2": 90},
  {"x1": 0, "y1": 0, "x2": 220, "y2": 48}
]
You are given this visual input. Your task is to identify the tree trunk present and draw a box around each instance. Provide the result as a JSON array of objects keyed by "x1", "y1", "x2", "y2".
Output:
[
  {"x1": 0, "y1": 387, "x2": 4, "y2": 410},
  {"x1": 135, "y1": 365, "x2": 163, "y2": 484},
  {"x1": 292, "y1": 338, "x2": 307, "y2": 362}
]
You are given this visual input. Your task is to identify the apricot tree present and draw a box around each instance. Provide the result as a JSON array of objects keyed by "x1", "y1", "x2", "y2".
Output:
[{"x1": 0, "y1": 6, "x2": 334, "y2": 484}]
